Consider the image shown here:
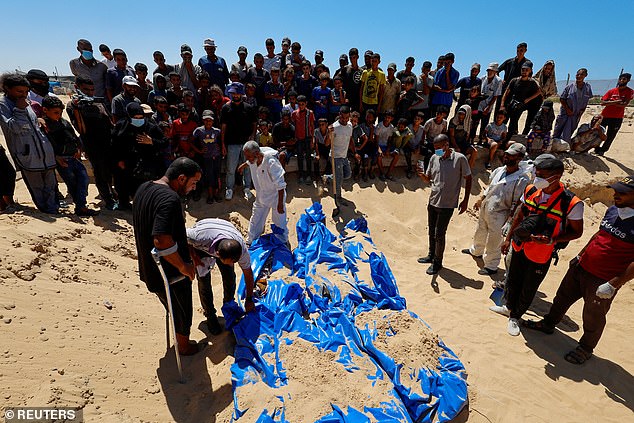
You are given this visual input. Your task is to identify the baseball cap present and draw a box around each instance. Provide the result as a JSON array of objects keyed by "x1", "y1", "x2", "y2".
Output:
[
  {"x1": 315, "y1": 50, "x2": 324, "y2": 57},
  {"x1": 364, "y1": 50, "x2": 373, "y2": 57},
  {"x1": 281, "y1": 37, "x2": 290, "y2": 46},
  {"x1": 542, "y1": 100, "x2": 554, "y2": 109},
  {"x1": 237, "y1": 46, "x2": 248, "y2": 54},
  {"x1": 141, "y1": 104, "x2": 153, "y2": 115},
  {"x1": 122, "y1": 76, "x2": 140, "y2": 87},
  {"x1": 202, "y1": 110, "x2": 215, "y2": 120},
  {"x1": 533, "y1": 153, "x2": 556, "y2": 166},
  {"x1": 203, "y1": 38, "x2": 216, "y2": 48},
  {"x1": 387, "y1": 63, "x2": 397, "y2": 71},
  {"x1": 487, "y1": 62, "x2": 499, "y2": 72},
  {"x1": 505, "y1": 143, "x2": 526, "y2": 156},
  {"x1": 535, "y1": 157, "x2": 564, "y2": 172},
  {"x1": 227, "y1": 82, "x2": 245, "y2": 95},
  {"x1": 181, "y1": 44, "x2": 193, "y2": 55},
  {"x1": 26, "y1": 69, "x2": 49, "y2": 81},
  {"x1": 608, "y1": 175, "x2": 634, "y2": 193},
  {"x1": 471, "y1": 63, "x2": 481, "y2": 70},
  {"x1": 126, "y1": 102, "x2": 144, "y2": 117},
  {"x1": 339, "y1": 54, "x2": 348, "y2": 60},
  {"x1": 521, "y1": 60, "x2": 533, "y2": 69}
]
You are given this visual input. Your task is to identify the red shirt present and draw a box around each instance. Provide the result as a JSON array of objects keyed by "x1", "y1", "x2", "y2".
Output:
[
  {"x1": 291, "y1": 108, "x2": 315, "y2": 140},
  {"x1": 601, "y1": 87, "x2": 633, "y2": 119},
  {"x1": 172, "y1": 119, "x2": 198, "y2": 158}
]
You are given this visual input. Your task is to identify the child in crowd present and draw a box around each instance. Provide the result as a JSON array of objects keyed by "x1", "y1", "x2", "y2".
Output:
[
  {"x1": 172, "y1": 104, "x2": 200, "y2": 161},
  {"x1": 449, "y1": 105, "x2": 477, "y2": 169},
  {"x1": 197, "y1": 72, "x2": 213, "y2": 114},
  {"x1": 404, "y1": 112, "x2": 425, "y2": 178},
  {"x1": 166, "y1": 72, "x2": 183, "y2": 108},
  {"x1": 350, "y1": 111, "x2": 367, "y2": 180},
  {"x1": 330, "y1": 76, "x2": 347, "y2": 123},
  {"x1": 422, "y1": 105, "x2": 449, "y2": 167},
  {"x1": 296, "y1": 60, "x2": 318, "y2": 100},
  {"x1": 396, "y1": 76, "x2": 423, "y2": 122},
  {"x1": 389, "y1": 118, "x2": 413, "y2": 179},
  {"x1": 465, "y1": 85, "x2": 484, "y2": 142},
  {"x1": 193, "y1": 110, "x2": 222, "y2": 203},
  {"x1": 484, "y1": 110, "x2": 509, "y2": 169},
  {"x1": 264, "y1": 67, "x2": 285, "y2": 124},
  {"x1": 158, "y1": 121, "x2": 173, "y2": 169},
  {"x1": 182, "y1": 90, "x2": 200, "y2": 124},
  {"x1": 41, "y1": 96, "x2": 98, "y2": 216},
  {"x1": 256, "y1": 120, "x2": 273, "y2": 147},
  {"x1": 527, "y1": 100, "x2": 555, "y2": 154},
  {"x1": 375, "y1": 110, "x2": 396, "y2": 181},
  {"x1": 359, "y1": 109, "x2": 378, "y2": 180},
  {"x1": 244, "y1": 83, "x2": 258, "y2": 107},
  {"x1": 313, "y1": 118, "x2": 331, "y2": 179},
  {"x1": 283, "y1": 90, "x2": 298, "y2": 113},
  {"x1": 312, "y1": 73, "x2": 331, "y2": 121}
]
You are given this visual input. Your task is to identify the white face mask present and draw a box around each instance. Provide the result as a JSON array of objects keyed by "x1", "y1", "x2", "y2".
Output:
[
  {"x1": 617, "y1": 207, "x2": 634, "y2": 220},
  {"x1": 533, "y1": 177, "x2": 550, "y2": 190}
]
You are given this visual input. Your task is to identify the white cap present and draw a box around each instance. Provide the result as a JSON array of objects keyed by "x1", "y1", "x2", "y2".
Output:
[
  {"x1": 203, "y1": 38, "x2": 217, "y2": 48},
  {"x1": 122, "y1": 76, "x2": 140, "y2": 87}
]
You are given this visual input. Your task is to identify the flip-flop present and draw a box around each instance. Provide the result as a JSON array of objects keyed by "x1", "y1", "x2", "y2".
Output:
[
  {"x1": 523, "y1": 319, "x2": 555, "y2": 334},
  {"x1": 564, "y1": 346, "x2": 592, "y2": 365}
]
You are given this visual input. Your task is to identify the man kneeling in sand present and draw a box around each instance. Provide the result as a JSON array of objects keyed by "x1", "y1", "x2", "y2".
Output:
[{"x1": 187, "y1": 218, "x2": 256, "y2": 335}]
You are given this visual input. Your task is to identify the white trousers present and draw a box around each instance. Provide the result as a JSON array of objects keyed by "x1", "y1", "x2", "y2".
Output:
[
  {"x1": 247, "y1": 192, "x2": 288, "y2": 245},
  {"x1": 470, "y1": 208, "x2": 507, "y2": 270}
]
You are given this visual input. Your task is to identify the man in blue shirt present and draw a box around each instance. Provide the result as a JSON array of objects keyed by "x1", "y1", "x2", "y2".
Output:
[
  {"x1": 431, "y1": 53, "x2": 459, "y2": 115},
  {"x1": 198, "y1": 38, "x2": 229, "y2": 90}
]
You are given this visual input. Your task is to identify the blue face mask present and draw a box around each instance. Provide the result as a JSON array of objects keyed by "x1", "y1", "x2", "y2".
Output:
[
  {"x1": 435, "y1": 148, "x2": 445, "y2": 157},
  {"x1": 81, "y1": 50, "x2": 94, "y2": 61},
  {"x1": 130, "y1": 118, "x2": 145, "y2": 127}
]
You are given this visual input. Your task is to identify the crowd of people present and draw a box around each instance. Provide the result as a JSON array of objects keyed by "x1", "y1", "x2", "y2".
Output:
[{"x1": 0, "y1": 37, "x2": 633, "y2": 365}]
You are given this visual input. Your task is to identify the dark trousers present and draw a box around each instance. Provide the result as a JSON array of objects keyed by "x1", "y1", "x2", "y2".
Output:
[
  {"x1": 155, "y1": 278, "x2": 193, "y2": 337},
  {"x1": 295, "y1": 137, "x2": 312, "y2": 179},
  {"x1": 314, "y1": 143, "x2": 331, "y2": 177},
  {"x1": 0, "y1": 148, "x2": 16, "y2": 197},
  {"x1": 56, "y1": 157, "x2": 89, "y2": 210},
  {"x1": 427, "y1": 204, "x2": 454, "y2": 265},
  {"x1": 112, "y1": 165, "x2": 140, "y2": 205},
  {"x1": 598, "y1": 117, "x2": 623, "y2": 153},
  {"x1": 21, "y1": 168, "x2": 58, "y2": 214},
  {"x1": 522, "y1": 101, "x2": 542, "y2": 135},
  {"x1": 543, "y1": 259, "x2": 616, "y2": 353},
  {"x1": 506, "y1": 248, "x2": 551, "y2": 319},
  {"x1": 86, "y1": 150, "x2": 115, "y2": 206},
  {"x1": 196, "y1": 260, "x2": 236, "y2": 317},
  {"x1": 471, "y1": 111, "x2": 491, "y2": 140}
]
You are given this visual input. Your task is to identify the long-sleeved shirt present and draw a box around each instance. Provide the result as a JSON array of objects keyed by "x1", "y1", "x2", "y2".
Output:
[
  {"x1": 186, "y1": 218, "x2": 251, "y2": 270},
  {"x1": 482, "y1": 166, "x2": 531, "y2": 214},
  {"x1": 247, "y1": 147, "x2": 286, "y2": 200}
]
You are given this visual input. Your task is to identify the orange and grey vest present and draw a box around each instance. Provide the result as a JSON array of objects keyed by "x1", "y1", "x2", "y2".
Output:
[{"x1": 512, "y1": 182, "x2": 581, "y2": 264}]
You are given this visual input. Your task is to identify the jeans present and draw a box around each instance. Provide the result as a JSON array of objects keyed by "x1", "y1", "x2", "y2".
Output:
[
  {"x1": 226, "y1": 144, "x2": 251, "y2": 191},
  {"x1": 295, "y1": 137, "x2": 311, "y2": 179},
  {"x1": 56, "y1": 157, "x2": 89, "y2": 209},
  {"x1": 21, "y1": 168, "x2": 58, "y2": 214},
  {"x1": 333, "y1": 157, "x2": 351, "y2": 199},
  {"x1": 196, "y1": 260, "x2": 236, "y2": 317},
  {"x1": 427, "y1": 204, "x2": 454, "y2": 265},
  {"x1": 505, "y1": 248, "x2": 551, "y2": 319}
]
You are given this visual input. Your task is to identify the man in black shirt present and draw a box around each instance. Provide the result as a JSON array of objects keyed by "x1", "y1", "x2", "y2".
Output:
[
  {"x1": 342, "y1": 48, "x2": 364, "y2": 112},
  {"x1": 500, "y1": 61, "x2": 542, "y2": 139},
  {"x1": 497, "y1": 42, "x2": 530, "y2": 115},
  {"x1": 133, "y1": 157, "x2": 202, "y2": 356}
]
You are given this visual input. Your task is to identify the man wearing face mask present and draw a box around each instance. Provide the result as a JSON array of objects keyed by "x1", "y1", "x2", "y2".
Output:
[
  {"x1": 111, "y1": 76, "x2": 141, "y2": 123},
  {"x1": 69, "y1": 39, "x2": 108, "y2": 98},
  {"x1": 417, "y1": 134, "x2": 472, "y2": 275},
  {"x1": 524, "y1": 176, "x2": 634, "y2": 364},
  {"x1": 463, "y1": 143, "x2": 530, "y2": 275},
  {"x1": 26, "y1": 69, "x2": 56, "y2": 108},
  {"x1": 111, "y1": 102, "x2": 169, "y2": 209},
  {"x1": 499, "y1": 158, "x2": 583, "y2": 336},
  {"x1": 133, "y1": 157, "x2": 202, "y2": 356}
]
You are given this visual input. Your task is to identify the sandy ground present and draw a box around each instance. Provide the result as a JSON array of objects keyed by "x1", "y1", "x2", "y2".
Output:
[{"x1": 0, "y1": 104, "x2": 633, "y2": 422}]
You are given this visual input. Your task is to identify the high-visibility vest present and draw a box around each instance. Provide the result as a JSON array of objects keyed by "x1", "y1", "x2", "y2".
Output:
[{"x1": 512, "y1": 183, "x2": 581, "y2": 264}]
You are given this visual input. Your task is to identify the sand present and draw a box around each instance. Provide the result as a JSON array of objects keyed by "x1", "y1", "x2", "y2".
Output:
[{"x1": 0, "y1": 103, "x2": 633, "y2": 422}]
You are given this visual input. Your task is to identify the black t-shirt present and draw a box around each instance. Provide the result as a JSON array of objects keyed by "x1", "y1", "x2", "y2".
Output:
[
  {"x1": 133, "y1": 181, "x2": 190, "y2": 293},
  {"x1": 342, "y1": 65, "x2": 364, "y2": 105},
  {"x1": 272, "y1": 122, "x2": 296, "y2": 147},
  {"x1": 507, "y1": 77, "x2": 540, "y2": 104},
  {"x1": 220, "y1": 101, "x2": 256, "y2": 145},
  {"x1": 499, "y1": 56, "x2": 529, "y2": 84}
]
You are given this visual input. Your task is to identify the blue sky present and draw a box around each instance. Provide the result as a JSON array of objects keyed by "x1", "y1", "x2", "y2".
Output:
[{"x1": 1, "y1": 0, "x2": 632, "y2": 84}]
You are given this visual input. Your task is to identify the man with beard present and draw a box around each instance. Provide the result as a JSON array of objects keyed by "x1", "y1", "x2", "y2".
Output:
[
  {"x1": 524, "y1": 176, "x2": 634, "y2": 365},
  {"x1": 553, "y1": 68, "x2": 593, "y2": 142},
  {"x1": 595, "y1": 73, "x2": 633, "y2": 155},
  {"x1": 111, "y1": 76, "x2": 141, "y2": 123},
  {"x1": 463, "y1": 143, "x2": 530, "y2": 275},
  {"x1": 133, "y1": 157, "x2": 202, "y2": 356}
]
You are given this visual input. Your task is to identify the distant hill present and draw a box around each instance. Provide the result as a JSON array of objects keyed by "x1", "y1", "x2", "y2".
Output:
[{"x1": 556, "y1": 79, "x2": 618, "y2": 96}]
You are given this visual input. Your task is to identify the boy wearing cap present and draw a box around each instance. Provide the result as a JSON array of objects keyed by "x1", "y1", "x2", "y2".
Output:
[
  {"x1": 525, "y1": 176, "x2": 634, "y2": 364},
  {"x1": 198, "y1": 39, "x2": 228, "y2": 90},
  {"x1": 193, "y1": 111, "x2": 222, "y2": 203},
  {"x1": 456, "y1": 64, "x2": 482, "y2": 107},
  {"x1": 463, "y1": 143, "x2": 530, "y2": 275},
  {"x1": 106, "y1": 49, "x2": 135, "y2": 103},
  {"x1": 231, "y1": 46, "x2": 252, "y2": 82},
  {"x1": 175, "y1": 44, "x2": 202, "y2": 94},
  {"x1": 312, "y1": 50, "x2": 330, "y2": 79},
  {"x1": 111, "y1": 76, "x2": 141, "y2": 123},
  {"x1": 379, "y1": 64, "x2": 401, "y2": 122}
]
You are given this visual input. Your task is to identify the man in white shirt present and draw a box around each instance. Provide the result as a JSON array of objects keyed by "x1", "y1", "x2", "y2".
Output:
[
  {"x1": 463, "y1": 143, "x2": 530, "y2": 275},
  {"x1": 240, "y1": 141, "x2": 289, "y2": 246},
  {"x1": 322, "y1": 106, "x2": 355, "y2": 215},
  {"x1": 187, "y1": 218, "x2": 256, "y2": 334},
  {"x1": 99, "y1": 44, "x2": 116, "y2": 70}
]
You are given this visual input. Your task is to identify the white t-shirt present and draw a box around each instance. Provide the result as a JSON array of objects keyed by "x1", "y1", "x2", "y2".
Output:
[
  {"x1": 423, "y1": 118, "x2": 447, "y2": 141},
  {"x1": 374, "y1": 122, "x2": 395, "y2": 146},
  {"x1": 331, "y1": 121, "x2": 353, "y2": 158},
  {"x1": 102, "y1": 58, "x2": 116, "y2": 70}
]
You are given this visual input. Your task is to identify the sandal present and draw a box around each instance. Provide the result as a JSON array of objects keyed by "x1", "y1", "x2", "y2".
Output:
[
  {"x1": 523, "y1": 319, "x2": 554, "y2": 334},
  {"x1": 564, "y1": 346, "x2": 593, "y2": 365}
]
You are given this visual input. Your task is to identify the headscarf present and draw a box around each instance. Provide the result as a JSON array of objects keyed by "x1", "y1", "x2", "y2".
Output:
[
  {"x1": 451, "y1": 104, "x2": 472, "y2": 134},
  {"x1": 534, "y1": 60, "x2": 557, "y2": 98}
]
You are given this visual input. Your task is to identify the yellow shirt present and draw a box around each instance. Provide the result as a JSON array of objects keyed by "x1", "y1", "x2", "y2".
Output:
[
  {"x1": 257, "y1": 132, "x2": 273, "y2": 147},
  {"x1": 361, "y1": 69, "x2": 386, "y2": 105}
]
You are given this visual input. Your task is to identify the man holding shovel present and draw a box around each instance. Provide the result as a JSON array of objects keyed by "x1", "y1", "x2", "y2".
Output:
[{"x1": 133, "y1": 157, "x2": 202, "y2": 356}]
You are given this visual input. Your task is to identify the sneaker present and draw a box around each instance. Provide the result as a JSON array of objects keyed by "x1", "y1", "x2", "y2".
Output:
[
  {"x1": 489, "y1": 304, "x2": 510, "y2": 317},
  {"x1": 507, "y1": 318, "x2": 520, "y2": 336},
  {"x1": 104, "y1": 202, "x2": 118, "y2": 211},
  {"x1": 305, "y1": 177, "x2": 313, "y2": 186},
  {"x1": 426, "y1": 263, "x2": 442, "y2": 275},
  {"x1": 478, "y1": 267, "x2": 498, "y2": 276},
  {"x1": 206, "y1": 314, "x2": 223, "y2": 336},
  {"x1": 378, "y1": 173, "x2": 386, "y2": 181},
  {"x1": 461, "y1": 248, "x2": 482, "y2": 258},
  {"x1": 225, "y1": 188, "x2": 233, "y2": 201},
  {"x1": 244, "y1": 189, "x2": 254, "y2": 201},
  {"x1": 417, "y1": 255, "x2": 433, "y2": 264}
]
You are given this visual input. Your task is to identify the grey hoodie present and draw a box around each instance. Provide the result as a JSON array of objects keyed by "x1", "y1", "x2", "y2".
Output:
[{"x1": 0, "y1": 96, "x2": 56, "y2": 171}]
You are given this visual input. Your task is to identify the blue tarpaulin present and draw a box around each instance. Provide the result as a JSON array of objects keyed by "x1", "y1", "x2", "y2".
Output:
[{"x1": 225, "y1": 203, "x2": 468, "y2": 422}]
